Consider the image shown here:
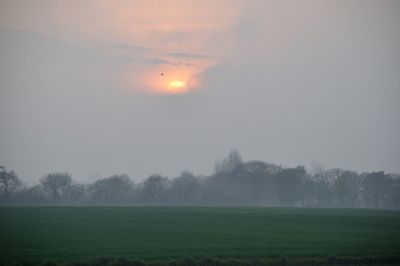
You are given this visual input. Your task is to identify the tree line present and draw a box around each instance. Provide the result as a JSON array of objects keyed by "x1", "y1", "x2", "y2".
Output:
[{"x1": 1, "y1": 151, "x2": 399, "y2": 208}]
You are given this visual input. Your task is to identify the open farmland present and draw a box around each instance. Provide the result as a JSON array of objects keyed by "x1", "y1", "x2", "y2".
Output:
[{"x1": 1, "y1": 207, "x2": 399, "y2": 265}]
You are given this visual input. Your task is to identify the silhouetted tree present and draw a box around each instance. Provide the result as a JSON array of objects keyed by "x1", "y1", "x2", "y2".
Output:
[
  {"x1": 169, "y1": 171, "x2": 204, "y2": 204},
  {"x1": 215, "y1": 149, "x2": 242, "y2": 174},
  {"x1": 388, "y1": 174, "x2": 400, "y2": 209},
  {"x1": 66, "y1": 182, "x2": 86, "y2": 203},
  {"x1": 0, "y1": 166, "x2": 22, "y2": 201},
  {"x1": 40, "y1": 172, "x2": 72, "y2": 201},
  {"x1": 2, "y1": 150, "x2": 400, "y2": 208},
  {"x1": 274, "y1": 166, "x2": 305, "y2": 206},
  {"x1": 298, "y1": 173, "x2": 314, "y2": 207},
  {"x1": 88, "y1": 174, "x2": 132, "y2": 203},
  {"x1": 141, "y1": 174, "x2": 168, "y2": 204},
  {"x1": 334, "y1": 170, "x2": 360, "y2": 207},
  {"x1": 310, "y1": 169, "x2": 335, "y2": 207},
  {"x1": 362, "y1": 171, "x2": 392, "y2": 208},
  {"x1": 23, "y1": 184, "x2": 48, "y2": 203},
  {"x1": 241, "y1": 161, "x2": 270, "y2": 204}
]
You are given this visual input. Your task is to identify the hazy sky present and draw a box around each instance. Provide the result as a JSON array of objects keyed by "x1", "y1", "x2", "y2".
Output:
[{"x1": 1, "y1": 0, "x2": 399, "y2": 183}]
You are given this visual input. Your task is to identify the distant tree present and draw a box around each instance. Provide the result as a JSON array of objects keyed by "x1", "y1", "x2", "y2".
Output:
[
  {"x1": 0, "y1": 166, "x2": 22, "y2": 200},
  {"x1": 215, "y1": 149, "x2": 242, "y2": 174},
  {"x1": 67, "y1": 183, "x2": 86, "y2": 203},
  {"x1": 310, "y1": 169, "x2": 335, "y2": 207},
  {"x1": 388, "y1": 174, "x2": 400, "y2": 209},
  {"x1": 24, "y1": 184, "x2": 48, "y2": 203},
  {"x1": 88, "y1": 174, "x2": 132, "y2": 203},
  {"x1": 334, "y1": 170, "x2": 360, "y2": 207},
  {"x1": 40, "y1": 172, "x2": 73, "y2": 201},
  {"x1": 2, "y1": 155, "x2": 399, "y2": 208},
  {"x1": 362, "y1": 171, "x2": 393, "y2": 208},
  {"x1": 170, "y1": 171, "x2": 204, "y2": 204},
  {"x1": 242, "y1": 161, "x2": 270, "y2": 204},
  {"x1": 141, "y1": 174, "x2": 168, "y2": 204},
  {"x1": 274, "y1": 166, "x2": 306, "y2": 206},
  {"x1": 204, "y1": 170, "x2": 240, "y2": 205},
  {"x1": 298, "y1": 173, "x2": 314, "y2": 207}
]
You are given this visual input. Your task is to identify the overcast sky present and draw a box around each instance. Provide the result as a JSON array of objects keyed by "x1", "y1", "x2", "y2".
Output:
[{"x1": 1, "y1": 0, "x2": 399, "y2": 184}]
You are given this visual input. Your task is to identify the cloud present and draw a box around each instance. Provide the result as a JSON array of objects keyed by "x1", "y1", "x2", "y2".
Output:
[
  {"x1": 0, "y1": 0, "x2": 242, "y2": 93},
  {"x1": 167, "y1": 52, "x2": 215, "y2": 59},
  {"x1": 143, "y1": 58, "x2": 170, "y2": 65}
]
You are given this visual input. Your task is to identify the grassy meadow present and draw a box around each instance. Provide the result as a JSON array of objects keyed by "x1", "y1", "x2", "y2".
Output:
[{"x1": 1, "y1": 207, "x2": 399, "y2": 265}]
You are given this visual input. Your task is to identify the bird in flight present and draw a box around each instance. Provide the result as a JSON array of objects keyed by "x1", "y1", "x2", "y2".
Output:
[{"x1": 161, "y1": 73, "x2": 164, "y2": 76}]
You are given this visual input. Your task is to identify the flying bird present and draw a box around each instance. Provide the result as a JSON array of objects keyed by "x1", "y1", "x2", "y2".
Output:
[{"x1": 160, "y1": 73, "x2": 164, "y2": 76}]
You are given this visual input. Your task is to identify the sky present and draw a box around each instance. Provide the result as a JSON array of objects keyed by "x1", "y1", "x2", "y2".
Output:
[{"x1": 0, "y1": 0, "x2": 399, "y2": 184}]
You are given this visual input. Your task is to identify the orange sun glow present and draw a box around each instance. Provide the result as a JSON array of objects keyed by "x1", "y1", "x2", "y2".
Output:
[
  {"x1": 127, "y1": 66, "x2": 202, "y2": 94},
  {"x1": 168, "y1": 80, "x2": 187, "y2": 93}
]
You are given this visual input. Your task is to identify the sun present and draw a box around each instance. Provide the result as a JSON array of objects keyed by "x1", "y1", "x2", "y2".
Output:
[
  {"x1": 139, "y1": 68, "x2": 200, "y2": 94},
  {"x1": 167, "y1": 80, "x2": 187, "y2": 93}
]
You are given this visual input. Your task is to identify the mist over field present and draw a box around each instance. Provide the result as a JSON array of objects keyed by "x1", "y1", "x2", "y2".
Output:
[{"x1": 1, "y1": 150, "x2": 400, "y2": 208}]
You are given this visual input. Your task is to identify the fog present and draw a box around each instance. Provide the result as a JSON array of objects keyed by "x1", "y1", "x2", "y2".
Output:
[
  {"x1": 0, "y1": 150, "x2": 399, "y2": 208},
  {"x1": 1, "y1": 0, "x2": 400, "y2": 185}
]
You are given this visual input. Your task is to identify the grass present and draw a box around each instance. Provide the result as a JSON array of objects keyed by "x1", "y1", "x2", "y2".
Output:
[{"x1": 0, "y1": 207, "x2": 399, "y2": 264}]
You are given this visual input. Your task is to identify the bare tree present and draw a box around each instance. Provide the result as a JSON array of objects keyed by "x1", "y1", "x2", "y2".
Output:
[
  {"x1": 0, "y1": 166, "x2": 22, "y2": 200},
  {"x1": 310, "y1": 169, "x2": 335, "y2": 207},
  {"x1": 40, "y1": 172, "x2": 73, "y2": 201}
]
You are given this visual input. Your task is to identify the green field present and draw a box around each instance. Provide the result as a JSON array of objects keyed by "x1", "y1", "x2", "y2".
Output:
[{"x1": 1, "y1": 207, "x2": 399, "y2": 264}]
